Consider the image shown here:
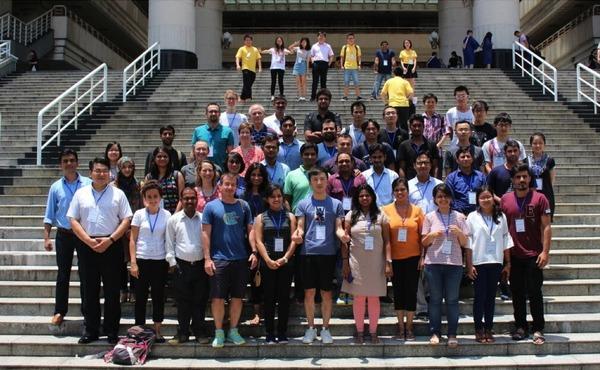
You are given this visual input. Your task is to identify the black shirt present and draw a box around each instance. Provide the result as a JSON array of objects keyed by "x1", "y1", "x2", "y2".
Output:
[
  {"x1": 303, "y1": 111, "x2": 342, "y2": 135},
  {"x1": 378, "y1": 127, "x2": 409, "y2": 149},
  {"x1": 261, "y1": 210, "x2": 292, "y2": 258},
  {"x1": 471, "y1": 122, "x2": 497, "y2": 147},
  {"x1": 396, "y1": 137, "x2": 439, "y2": 179},
  {"x1": 444, "y1": 144, "x2": 485, "y2": 173},
  {"x1": 352, "y1": 141, "x2": 396, "y2": 169}
]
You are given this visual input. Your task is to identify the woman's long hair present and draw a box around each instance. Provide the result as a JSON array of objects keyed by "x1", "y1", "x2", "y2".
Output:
[
  {"x1": 148, "y1": 146, "x2": 174, "y2": 180},
  {"x1": 476, "y1": 185, "x2": 502, "y2": 224},
  {"x1": 350, "y1": 184, "x2": 380, "y2": 226},
  {"x1": 243, "y1": 163, "x2": 269, "y2": 199}
]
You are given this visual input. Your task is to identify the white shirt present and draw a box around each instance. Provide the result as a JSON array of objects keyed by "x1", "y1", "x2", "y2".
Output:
[
  {"x1": 267, "y1": 48, "x2": 289, "y2": 70},
  {"x1": 445, "y1": 106, "x2": 474, "y2": 145},
  {"x1": 311, "y1": 42, "x2": 334, "y2": 62},
  {"x1": 263, "y1": 114, "x2": 284, "y2": 136},
  {"x1": 408, "y1": 176, "x2": 443, "y2": 214},
  {"x1": 165, "y1": 210, "x2": 203, "y2": 267},
  {"x1": 467, "y1": 211, "x2": 513, "y2": 265},
  {"x1": 67, "y1": 184, "x2": 132, "y2": 236},
  {"x1": 220, "y1": 111, "x2": 248, "y2": 147},
  {"x1": 260, "y1": 160, "x2": 290, "y2": 188},
  {"x1": 131, "y1": 208, "x2": 171, "y2": 260},
  {"x1": 362, "y1": 167, "x2": 399, "y2": 207},
  {"x1": 482, "y1": 137, "x2": 527, "y2": 169}
]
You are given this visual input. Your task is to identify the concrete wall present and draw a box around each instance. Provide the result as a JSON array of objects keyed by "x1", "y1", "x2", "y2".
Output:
[
  {"x1": 538, "y1": 15, "x2": 600, "y2": 68},
  {"x1": 90, "y1": 0, "x2": 147, "y2": 50}
]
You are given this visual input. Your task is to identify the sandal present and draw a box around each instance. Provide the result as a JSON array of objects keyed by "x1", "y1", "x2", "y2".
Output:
[
  {"x1": 475, "y1": 329, "x2": 486, "y2": 343},
  {"x1": 532, "y1": 331, "x2": 545, "y2": 345},
  {"x1": 484, "y1": 329, "x2": 495, "y2": 343},
  {"x1": 447, "y1": 337, "x2": 458, "y2": 348},
  {"x1": 511, "y1": 327, "x2": 528, "y2": 341},
  {"x1": 429, "y1": 334, "x2": 440, "y2": 345}
]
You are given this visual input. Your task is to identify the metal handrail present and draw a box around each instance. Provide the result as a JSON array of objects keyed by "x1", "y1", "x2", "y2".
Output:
[
  {"x1": 576, "y1": 63, "x2": 600, "y2": 114},
  {"x1": 122, "y1": 42, "x2": 160, "y2": 102},
  {"x1": 0, "y1": 6, "x2": 54, "y2": 45},
  {"x1": 536, "y1": 5, "x2": 600, "y2": 51},
  {"x1": 36, "y1": 63, "x2": 108, "y2": 165},
  {"x1": 512, "y1": 41, "x2": 558, "y2": 102},
  {"x1": 0, "y1": 41, "x2": 11, "y2": 61}
]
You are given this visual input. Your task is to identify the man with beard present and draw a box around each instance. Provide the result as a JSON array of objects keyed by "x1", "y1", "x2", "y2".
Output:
[
  {"x1": 352, "y1": 119, "x2": 396, "y2": 172},
  {"x1": 144, "y1": 125, "x2": 187, "y2": 175},
  {"x1": 317, "y1": 119, "x2": 339, "y2": 165},
  {"x1": 304, "y1": 88, "x2": 341, "y2": 143},
  {"x1": 396, "y1": 114, "x2": 439, "y2": 180},
  {"x1": 191, "y1": 103, "x2": 234, "y2": 168},
  {"x1": 321, "y1": 133, "x2": 368, "y2": 174}
]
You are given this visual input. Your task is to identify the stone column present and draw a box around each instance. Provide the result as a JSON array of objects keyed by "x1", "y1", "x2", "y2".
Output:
[
  {"x1": 438, "y1": 0, "x2": 472, "y2": 66},
  {"x1": 473, "y1": 0, "x2": 519, "y2": 68},
  {"x1": 195, "y1": 0, "x2": 223, "y2": 69}
]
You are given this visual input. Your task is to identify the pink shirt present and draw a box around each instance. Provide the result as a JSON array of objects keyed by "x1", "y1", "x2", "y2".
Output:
[
  {"x1": 422, "y1": 210, "x2": 470, "y2": 266},
  {"x1": 231, "y1": 146, "x2": 265, "y2": 176}
]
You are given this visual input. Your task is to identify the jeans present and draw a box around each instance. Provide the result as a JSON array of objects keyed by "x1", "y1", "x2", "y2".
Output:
[
  {"x1": 270, "y1": 69, "x2": 284, "y2": 96},
  {"x1": 241, "y1": 69, "x2": 256, "y2": 100},
  {"x1": 311, "y1": 61, "x2": 329, "y2": 100},
  {"x1": 371, "y1": 73, "x2": 391, "y2": 98},
  {"x1": 54, "y1": 230, "x2": 85, "y2": 316},
  {"x1": 424, "y1": 264, "x2": 463, "y2": 336},
  {"x1": 510, "y1": 256, "x2": 545, "y2": 333},
  {"x1": 473, "y1": 263, "x2": 502, "y2": 330},
  {"x1": 343, "y1": 69, "x2": 359, "y2": 86}
]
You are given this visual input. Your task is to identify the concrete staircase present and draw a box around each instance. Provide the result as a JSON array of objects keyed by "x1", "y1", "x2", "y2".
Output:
[{"x1": 0, "y1": 69, "x2": 599, "y2": 368}]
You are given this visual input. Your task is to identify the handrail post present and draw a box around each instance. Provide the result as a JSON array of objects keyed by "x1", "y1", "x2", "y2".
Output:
[
  {"x1": 122, "y1": 69, "x2": 127, "y2": 102},
  {"x1": 57, "y1": 100, "x2": 62, "y2": 147},
  {"x1": 142, "y1": 53, "x2": 146, "y2": 86},
  {"x1": 553, "y1": 69, "x2": 557, "y2": 102},
  {"x1": 75, "y1": 86, "x2": 79, "y2": 130},
  {"x1": 157, "y1": 44, "x2": 161, "y2": 70},
  {"x1": 103, "y1": 64, "x2": 107, "y2": 102},
  {"x1": 594, "y1": 75, "x2": 597, "y2": 115},
  {"x1": 512, "y1": 43, "x2": 515, "y2": 69},
  {"x1": 577, "y1": 65, "x2": 582, "y2": 102},
  {"x1": 541, "y1": 64, "x2": 545, "y2": 94},
  {"x1": 36, "y1": 113, "x2": 42, "y2": 166}
]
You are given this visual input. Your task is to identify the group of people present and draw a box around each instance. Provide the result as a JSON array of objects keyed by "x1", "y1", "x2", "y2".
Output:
[{"x1": 43, "y1": 79, "x2": 554, "y2": 349}]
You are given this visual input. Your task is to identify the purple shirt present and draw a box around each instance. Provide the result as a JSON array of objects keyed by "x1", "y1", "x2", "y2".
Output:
[{"x1": 327, "y1": 173, "x2": 367, "y2": 204}]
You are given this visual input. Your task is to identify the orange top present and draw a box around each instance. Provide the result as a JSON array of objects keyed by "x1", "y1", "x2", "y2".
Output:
[{"x1": 382, "y1": 203, "x2": 424, "y2": 260}]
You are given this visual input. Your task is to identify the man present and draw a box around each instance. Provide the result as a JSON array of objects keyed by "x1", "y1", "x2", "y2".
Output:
[
  {"x1": 514, "y1": 30, "x2": 530, "y2": 49},
  {"x1": 445, "y1": 85, "x2": 474, "y2": 146},
  {"x1": 445, "y1": 148, "x2": 487, "y2": 215},
  {"x1": 316, "y1": 119, "x2": 339, "y2": 165},
  {"x1": 327, "y1": 153, "x2": 366, "y2": 212},
  {"x1": 352, "y1": 119, "x2": 396, "y2": 171},
  {"x1": 378, "y1": 106, "x2": 409, "y2": 154},
  {"x1": 482, "y1": 113, "x2": 526, "y2": 174},
  {"x1": 471, "y1": 100, "x2": 496, "y2": 147},
  {"x1": 181, "y1": 140, "x2": 221, "y2": 187},
  {"x1": 396, "y1": 114, "x2": 439, "y2": 180},
  {"x1": 340, "y1": 33, "x2": 362, "y2": 101},
  {"x1": 235, "y1": 34, "x2": 261, "y2": 102},
  {"x1": 340, "y1": 101, "x2": 367, "y2": 147},
  {"x1": 371, "y1": 40, "x2": 395, "y2": 100},
  {"x1": 67, "y1": 158, "x2": 132, "y2": 344},
  {"x1": 263, "y1": 95, "x2": 287, "y2": 136},
  {"x1": 44, "y1": 148, "x2": 92, "y2": 326},
  {"x1": 220, "y1": 90, "x2": 248, "y2": 147},
  {"x1": 202, "y1": 173, "x2": 257, "y2": 348},
  {"x1": 304, "y1": 88, "x2": 342, "y2": 143},
  {"x1": 261, "y1": 134, "x2": 290, "y2": 188},
  {"x1": 501, "y1": 163, "x2": 552, "y2": 345},
  {"x1": 144, "y1": 125, "x2": 187, "y2": 175},
  {"x1": 191, "y1": 102, "x2": 234, "y2": 168},
  {"x1": 321, "y1": 133, "x2": 368, "y2": 174},
  {"x1": 248, "y1": 104, "x2": 278, "y2": 146},
  {"x1": 362, "y1": 144, "x2": 399, "y2": 207},
  {"x1": 310, "y1": 31, "x2": 335, "y2": 101},
  {"x1": 426, "y1": 52, "x2": 442, "y2": 68},
  {"x1": 487, "y1": 140, "x2": 526, "y2": 204},
  {"x1": 381, "y1": 67, "x2": 414, "y2": 129},
  {"x1": 293, "y1": 167, "x2": 349, "y2": 344},
  {"x1": 278, "y1": 115, "x2": 303, "y2": 171},
  {"x1": 444, "y1": 120, "x2": 485, "y2": 176},
  {"x1": 284, "y1": 143, "x2": 319, "y2": 212},
  {"x1": 166, "y1": 187, "x2": 210, "y2": 344}
]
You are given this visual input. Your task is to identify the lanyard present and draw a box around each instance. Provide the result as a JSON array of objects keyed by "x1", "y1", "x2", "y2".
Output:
[
  {"x1": 396, "y1": 203, "x2": 409, "y2": 226},
  {"x1": 228, "y1": 112, "x2": 238, "y2": 127},
  {"x1": 365, "y1": 213, "x2": 373, "y2": 232},
  {"x1": 282, "y1": 142, "x2": 294, "y2": 161},
  {"x1": 387, "y1": 130, "x2": 396, "y2": 146},
  {"x1": 373, "y1": 171, "x2": 387, "y2": 192},
  {"x1": 269, "y1": 210, "x2": 285, "y2": 237},
  {"x1": 64, "y1": 177, "x2": 80, "y2": 197},
  {"x1": 251, "y1": 195, "x2": 263, "y2": 215},
  {"x1": 92, "y1": 187, "x2": 108, "y2": 206},
  {"x1": 267, "y1": 164, "x2": 278, "y2": 183},
  {"x1": 146, "y1": 209, "x2": 160, "y2": 234},
  {"x1": 341, "y1": 177, "x2": 353, "y2": 196},
  {"x1": 482, "y1": 213, "x2": 494, "y2": 237},
  {"x1": 324, "y1": 144, "x2": 337, "y2": 158},
  {"x1": 353, "y1": 127, "x2": 363, "y2": 143},
  {"x1": 417, "y1": 179, "x2": 431, "y2": 200},
  {"x1": 514, "y1": 191, "x2": 531, "y2": 216},
  {"x1": 437, "y1": 210, "x2": 451, "y2": 237},
  {"x1": 464, "y1": 172, "x2": 475, "y2": 191}
]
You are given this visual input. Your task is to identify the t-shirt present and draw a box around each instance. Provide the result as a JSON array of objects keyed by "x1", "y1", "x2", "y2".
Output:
[
  {"x1": 202, "y1": 199, "x2": 253, "y2": 261},
  {"x1": 482, "y1": 137, "x2": 526, "y2": 169},
  {"x1": 131, "y1": 208, "x2": 171, "y2": 260},
  {"x1": 486, "y1": 164, "x2": 513, "y2": 198},
  {"x1": 381, "y1": 77, "x2": 413, "y2": 107},
  {"x1": 317, "y1": 142, "x2": 338, "y2": 165},
  {"x1": 471, "y1": 122, "x2": 497, "y2": 147},
  {"x1": 445, "y1": 107, "x2": 474, "y2": 146},
  {"x1": 399, "y1": 49, "x2": 418, "y2": 65},
  {"x1": 501, "y1": 191, "x2": 551, "y2": 259},
  {"x1": 378, "y1": 127, "x2": 409, "y2": 153},
  {"x1": 382, "y1": 203, "x2": 424, "y2": 260},
  {"x1": 322, "y1": 155, "x2": 368, "y2": 175},
  {"x1": 303, "y1": 111, "x2": 342, "y2": 134},
  {"x1": 362, "y1": 168, "x2": 399, "y2": 207},
  {"x1": 191, "y1": 124, "x2": 234, "y2": 168},
  {"x1": 396, "y1": 138, "x2": 439, "y2": 180},
  {"x1": 235, "y1": 45, "x2": 261, "y2": 72},
  {"x1": 444, "y1": 144, "x2": 485, "y2": 173},
  {"x1": 263, "y1": 114, "x2": 284, "y2": 137},
  {"x1": 408, "y1": 176, "x2": 443, "y2": 214},
  {"x1": 327, "y1": 173, "x2": 367, "y2": 211},
  {"x1": 340, "y1": 44, "x2": 361, "y2": 69},
  {"x1": 295, "y1": 196, "x2": 345, "y2": 255},
  {"x1": 341, "y1": 124, "x2": 366, "y2": 147},
  {"x1": 467, "y1": 211, "x2": 513, "y2": 265},
  {"x1": 445, "y1": 169, "x2": 487, "y2": 215},
  {"x1": 422, "y1": 210, "x2": 470, "y2": 266},
  {"x1": 294, "y1": 47, "x2": 310, "y2": 64},
  {"x1": 376, "y1": 49, "x2": 395, "y2": 74},
  {"x1": 250, "y1": 125, "x2": 278, "y2": 146},
  {"x1": 283, "y1": 165, "x2": 312, "y2": 211},
  {"x1": 219, "y1": 112, "x2": 248, "y2": 147},
  {"x1": 267, "y1": 48, "x2": 288, "y2": 70}
]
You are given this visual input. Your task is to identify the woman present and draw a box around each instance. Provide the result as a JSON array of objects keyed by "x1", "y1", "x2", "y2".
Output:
[
  {"x1": 466, "y1": 186, "x2": 513, "y2": 343},
  {"x1": 222, "y1": 151, "x2": 246, "y2": 198},
  {"x1": 289, "y1": 37, "x2": 311, "y2": 101},
  {"x1": 219, "y1": 90, "x2": 249, "y2": 147},
  {"x1": 231, "y1": 123, "x2": 265, "y2": 177},
  {"x1": 104, "y1": 142, "x2": 123, "y2": 182},
  {"x1": 129, "y1": 180, "x2": 171, "y2": 342},
  {"x1": 463, "y1": 30, "x2": 480, "y2": 69},
  {"x1": 482, "y1": 32, "x2": 493, "y2": 69},
  {"x1": 195, "y1": 160, "x2": 221, "y2": 213},
  {"x1": 145, "y1": 146, "x2": 185, "y2": 214},
  {"x1": 243, "y1": 163, "x2": 269, "y2": 218},
  {"x1": 342, "y1": 184, "x2": 391, "y2": 344},
  {"x1": 261, "y1": 36, "x2": 291, "y2": 100},
  {"x1": 382, "y1": 177, "x2": 424, "y2": 341},
  {"x1": 254, "y1": 184, "x2": 298, "y2": 344},
  {"x1": 399, "y1": 39, "x2": 418, "y2": 89},
  {"x1": 421, "y1": 183, "x2": 470, "y2": 347},
  {"x1": 528, "y1": 132, "x2": 556, "y2": 220}
]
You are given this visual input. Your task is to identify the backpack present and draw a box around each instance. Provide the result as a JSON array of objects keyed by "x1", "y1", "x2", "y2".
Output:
[
  {"x1": 341, "y1": 45, "x2": 361, "y2": 64},
  {"x1": 104, "y1": 326, "x2": 156, "y2": 365}
]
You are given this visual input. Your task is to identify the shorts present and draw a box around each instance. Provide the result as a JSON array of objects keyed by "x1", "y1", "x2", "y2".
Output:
[
  {"x1": 293, "y1": 61, "x2": 307, "y2": 76},
  {"x1": 401, "y1": 64, "x2": 418, "y2": 79},
  {"x1": 343, "y1": 69, "x2": 359, "y2": 86},
  {"x1": 301, "y1": 254, "x2": 337, "y2": 291},
  {"x1": 209, "y1": 259, "x2": 249, "y2": 299}
]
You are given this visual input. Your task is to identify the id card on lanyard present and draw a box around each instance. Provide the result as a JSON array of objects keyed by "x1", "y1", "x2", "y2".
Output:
[
  {"x1": 437, "y1": 211, "x2": 453, "y2": 255},
  {"x1": 364, "y1": 216, "x2": 374, "y2": 251}
]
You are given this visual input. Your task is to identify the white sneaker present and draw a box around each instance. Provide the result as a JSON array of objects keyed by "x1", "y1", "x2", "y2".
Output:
[
  {"x1": 270, "y1": 96, "x2": 275, "y2": 101},
  {"x1": 320, "y1": 328, "x2": 333, "y2": 344},
  {"x1": 302, "y1": 327, "x2": 317, "y2": 343}
]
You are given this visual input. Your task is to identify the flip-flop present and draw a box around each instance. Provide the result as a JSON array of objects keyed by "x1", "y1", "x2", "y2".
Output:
[
  {"x1": 429, "y1": 334, "x2": 440, "y2": 345},
  {"x1": 533, "y1": 331, "x2": 545, "y2": 345},
  {"x1": 447, "y1": 337, "x2": 458, "y2": 348}
]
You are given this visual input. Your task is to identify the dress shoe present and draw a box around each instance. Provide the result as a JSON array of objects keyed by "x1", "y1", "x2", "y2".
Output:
[{"x1": 78, "y1": 335, "x2": 99, "y2": 344}]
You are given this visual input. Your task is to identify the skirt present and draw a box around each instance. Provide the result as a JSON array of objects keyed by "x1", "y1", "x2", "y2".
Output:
[
  {"x1": 401, "y1": 64, "x2": 418, "y2": 79},
  {"x1": 293, "y1": 60, "x2": 307, "y2": 76}
]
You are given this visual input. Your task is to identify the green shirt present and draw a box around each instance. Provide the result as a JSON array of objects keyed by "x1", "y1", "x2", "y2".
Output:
[{"x1": 283, "y1": 165, "x2": 313, "y2": 212}]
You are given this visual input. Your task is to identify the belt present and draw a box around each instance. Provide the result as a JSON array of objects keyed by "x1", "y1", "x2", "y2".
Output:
[
  {"x1": 176, "y1": 257, "x2": 203, "y2": 266},
  {"x1": 57, "y1": 228, "x2": 74, "y2": 235}
]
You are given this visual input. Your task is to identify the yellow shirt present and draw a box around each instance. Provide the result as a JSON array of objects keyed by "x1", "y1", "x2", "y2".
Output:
[
  {"x1": 235, "y1": 46, "x2": 261, "y2": 72},
  {"x1": 340, "y1": 44, "x2": 361, "y2": 69},
  {"x1": 400, "y1": 49, "x2": 417, "y2": 65},
  {"x1": 381, "y1": 76, "x2": 414, "y2": 107}
]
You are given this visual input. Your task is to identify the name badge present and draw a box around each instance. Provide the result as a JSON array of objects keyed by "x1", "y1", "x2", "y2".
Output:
[
  {"x1": 440, "y1": 238, "x2": 452, "y2": 255},
  {"x1": 364, "y1": 236, "x2": 374, "y2": 250},
  {"x1": 208, "y1": 145, "x2": 214, "y2": 157},
  {"x1": 342, "y1": 197, "x2": 352, "y2": 211},
  {"x1": 397, "y1": 228, "x2": 408, "y2": 243},
  {"x1": 146, "y1": 236, "x2": 160, "y2": 251},
  {"x1": 274, "y1": 238, "x2": 284, "y2": 252},
  {"x1": 468, "y1": 191, "x2": 476, "y2": 205},
  {"x1": 88, "y1": 207, "x2": 99, "y2": 223},
  {"x1": 536, "y1": 178, "x2": 543, "y2": 190},
  {"x1": 246, "y1": 52, "x2": 251, "y2": 58},
  {"x1": 383, "y1": 60, "x2": 388, "y2": 66},
  {"x1": 493, "y1": 155, "x2": 505, "y2": 168},
  {"x1": 315, "y1": 225, "x2": 326, "y2": 240},
  {"x1": 486, "y1": 238, "x2": 497, "y2": 255},
  {"x1": 515, "y1": 218, "x2": 525, "y2": 233}
]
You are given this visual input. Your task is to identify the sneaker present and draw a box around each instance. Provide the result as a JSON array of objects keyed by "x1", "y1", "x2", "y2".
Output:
[
  {"x1": 265, "y1": 334, "x2": 277, "y2": 344},
  {"x1": 320, "y1": 328, "x2": 333, "y2": 344},
  {"x1": 168, "y1": 335, "x2": 189, "y2": 345},
  {"x1": 277, "y1": 335, "x2": 289, "y2": 344},
  {"x1": 302, "y1": 327, "x2": 317, "y2": 343},
  {"x1": 297, "y1": 97, "x2": 303, "y2": 102},
  {"x1": 226, "y1": 327, "x2": 246, "y2": 345},
  {"x1": 211, "y1": 329, "x2": 225, "y2": 348},
  {"x1": 500, "y1": 293, "x2": 510, "y2": 301},
  {"x1": 299, "y1": 96, "x2": 306, "y2": 101},
  {"x1": 340, "y1": 96, "x2": 348, "y2": 101},
  {"x1": 356, "y1": 96, "x2": 364, "y2": 101},
  {"x1": 336, "y1": 296, "x2": 346, "y2": 305},
  {"x1": 270, "y1": 96, "x2": 275, "y2": 101}
]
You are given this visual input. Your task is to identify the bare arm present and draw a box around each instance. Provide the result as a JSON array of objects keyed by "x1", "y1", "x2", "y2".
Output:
[
  {"x1": 202, "y1": 224, "x2": 215, "y2": 275},
  {"x1": 43, "y1": 223, "x2": 53, "y2": 251},
  {"x1": 537, "y1": 214, "x2": 552, "y2": 268},
  {"x1": 129, "y1": 225, "x2": 140, "y2": 278}
]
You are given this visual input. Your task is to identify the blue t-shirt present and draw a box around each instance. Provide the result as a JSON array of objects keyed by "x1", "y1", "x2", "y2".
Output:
[
  {"x1": 376, "y1": 49, "x2": 395, "y2": 74},
  {"x1": 191, "y1": 123, "x2": 234, "y2": 168},
  {"x1": 295, "y1": 196, "x2": 344, "y2": 255},
  {"x1": 202, "y1": 199, "x2": 253, "y2": 261}
]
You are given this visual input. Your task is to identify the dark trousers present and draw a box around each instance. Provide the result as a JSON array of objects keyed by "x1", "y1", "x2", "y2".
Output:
[
  {"x1": 473, "y1": 263, "x2": 502, "y2": 330},
  {"x1": 510, "y1": 256, "x2": 545, "y2": 333},
  {"x1": 391, "y1": 256, "x2": 420, "y2": 311},
  {"x1": 241, "y1": 69, "x2": 256, "y2": 100},
  {"x1": 270, "y1": 69, "x2": 284, "y2": 96},
  {"x1": 54, "y1": 230, "x2": 85, "y2": 316},
  {"x1": 261, "y1": 261, "x2": 293, "y2": 336},
  {"x1": 77, "y1": 240, "x2": 122, "y2": 337},
  {"x1": 311, "y1": 61, "x2": 329, "y2": 100},
  {"x1": 394, "y1": 106, "x2": 410, "y2": 132},
  {"x1": 173, "y1": 258, "x2": 210, "y2": 337},
  {"x1": 134, "y1": 259, "x2": 168, "y2": 324},
  {"x1": 293, "y1": 253, "x2": 304, "y2": 301}
]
